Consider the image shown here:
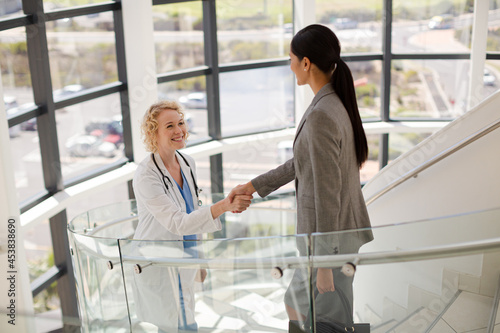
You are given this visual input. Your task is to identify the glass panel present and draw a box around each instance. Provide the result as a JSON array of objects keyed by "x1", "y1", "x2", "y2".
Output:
[
  {"x1": 220, "y1": 66, "x2": 294, "y2": 137},
  {"x1": 487, "y1": 2, "x2": 500, "y2": 52},
  {"x1": 56, "y1": 93, "x2": 124, "y2": 182},
  {"x1": 310, "y1": 231, "x2": 374, "y2": 331},
  {"x1": 67, "y1": 200, "x2": 500, "y2": 333},
  {"x1": 311, "y1": 209, "x2": 500, "y2": 331},
  {"x1": 120, "y1": 235, "x2": 311, "y2": 332},
  {"x1": 360, "y1": 134, "x2": 380, "y2": 183},
  {"x1": 388, "y1": 132, "x2": 432, "y2": 162},
  {"x1": 44, "y1": 0, "x2": 110, "y2": 11},
  {"x1": 69, "y1": 233, "x2": 129, "y2": 331},
  {"x1": 158, "y1": 77, "x2": 209, "y2": 142},
  {"x1": 316, "y1": 0, "x2": 382, "y2": 53},
  {"x1": 9, "y1": 124, "x2": 45, "y2": 204},
  {"x1": 217, "y1": 0, "x2": 292, "y2": 63},
  {"x1": 390, "y1": 59, "x2": 470, "y2": 119},
  {"x1": 392, "y1": 0, "x2": 472, "y2": 53},
  {"x1": 220, "y1": 141, "x2": 296, "y2": 194},
  {"x1": 0, "y1": 30, "x2": 34, "y2": 107},
  {"x1": 153, "y1": 2, "x2": 205, "y2": 73},
  {"x1": 46, "y1": 14, "x2": 118, "y2": 97},
  {"x1": 355, "y1": 209, "x2": 500, "y2": 330},
  {"x1": 0, "y1": 1, "x2": 23, "y2": 19},
  {"x1": 66, "y1": 183, "x2": 132, "y2": 230},
  {"x1": 68, "y1": 199, "x2": 137, "y2": 235},
  {"x1": 352, "y1": 60, "x2": 381, "y2": 119},
  {"x1": 26, "y1": 220, "x2": 59, "y2": 314}
]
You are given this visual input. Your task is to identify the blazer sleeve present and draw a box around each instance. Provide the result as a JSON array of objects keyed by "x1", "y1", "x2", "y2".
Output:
[
  {"x1": 251, "y1": 157, "x2": 295, "y2": 198},
  {"x1": 304, "y1": 109, "x2": 343, "y2": 255}
]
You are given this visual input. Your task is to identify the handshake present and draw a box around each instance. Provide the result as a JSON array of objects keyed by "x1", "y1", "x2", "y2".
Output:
[{"x1": 224, "y1": 181, "x2": 256, "y2": 214}]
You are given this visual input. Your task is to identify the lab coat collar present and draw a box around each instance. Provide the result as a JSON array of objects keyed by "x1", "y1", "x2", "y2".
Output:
[
  {"x1": 152, "y1": 151, "x2": 198, "y2": 207},
  {"x1": 152, "y1": 151, "x2": 191, "y2": 175}
]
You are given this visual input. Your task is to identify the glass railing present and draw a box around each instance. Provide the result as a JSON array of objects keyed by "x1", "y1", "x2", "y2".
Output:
[{"x1": 67, "y1": 199, "x2": 500, "y2": 332}]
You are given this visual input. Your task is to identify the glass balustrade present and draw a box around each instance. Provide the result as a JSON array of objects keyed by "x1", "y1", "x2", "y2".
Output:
[{"x1": 68, "y1": 198, "x2": 500, "y2": 332}]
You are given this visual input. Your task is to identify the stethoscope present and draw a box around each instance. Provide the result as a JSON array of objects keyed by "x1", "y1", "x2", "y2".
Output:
[{"x1": 152, "y1": 152, "x2": 202, "y2": 206}]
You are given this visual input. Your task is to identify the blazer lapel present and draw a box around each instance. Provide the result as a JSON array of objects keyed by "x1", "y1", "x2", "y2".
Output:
[{"x1": 293, "y1": 84, "x2": 335, "y2": 147}]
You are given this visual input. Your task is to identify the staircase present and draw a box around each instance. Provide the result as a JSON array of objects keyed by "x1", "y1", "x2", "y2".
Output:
[{"x1": 360, "y1": 252, "x2": 500, "y2": 333}]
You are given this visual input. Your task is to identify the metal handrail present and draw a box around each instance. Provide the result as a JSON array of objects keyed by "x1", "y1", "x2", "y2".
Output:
[
  {"x1": 79, "y1": 206, "x2": 296, "y2": 236},
  {"x1": 366, "y1": 117, "x2": 500, "y2": 206},
  {"x1": 91, "y1": 236, "x2": 500, "y2": 270},
  {"x1": 84, "y1": 215, "x2": 138, "y2": 236}
]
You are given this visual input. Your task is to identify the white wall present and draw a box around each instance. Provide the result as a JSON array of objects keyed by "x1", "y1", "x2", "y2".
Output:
[
  {"x1": 363, "y1": 90, "x2": 500, "y2": 225},
  {"x1": 356, "y1": 91, "x2": 500, "y2": 322},
  {"x1": 121, "y1": 0, "x2": 158, "y2": 163}
]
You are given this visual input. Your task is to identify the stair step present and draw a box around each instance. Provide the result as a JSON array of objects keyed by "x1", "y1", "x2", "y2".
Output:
[
  {"x1": 441, "y1": 291, "x2": 494, "y2": 332},
  {"x1": 371, "y1": 319, "x2": 398, "y2": 333}
]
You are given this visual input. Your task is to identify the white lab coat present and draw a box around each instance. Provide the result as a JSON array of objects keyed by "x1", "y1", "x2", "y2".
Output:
[{"x1": 131, "y1": 151, "x2": 221, "y2": 332}]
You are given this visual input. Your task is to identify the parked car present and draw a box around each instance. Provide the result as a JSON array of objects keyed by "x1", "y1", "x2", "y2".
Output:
[
  {"x1": 179, "y1": 92, "x2": 207, "y2": 109},
  {"x1": 483, "y1": 69, "x2": 496, "y2": 86},
  {"x1": 85, "y1": 115, "x2": 123, "y2": 147},
  {"x1": 54, "y1": 84, "x2": 85, "y2": 98},
  {"x1": 332, "y1": 17, "x2": 358, "y2": 30},
  {"x1": 65, "y1": 134, "x2": 117, "y2": 158}
]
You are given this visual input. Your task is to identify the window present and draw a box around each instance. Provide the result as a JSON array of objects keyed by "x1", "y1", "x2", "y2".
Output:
[
  {"x1": 56, "y1": 93, "x2": 124, "y2": 182},
  {"x1": 220, "y1": 66, "x2": 294, "y2": 137},
  {"x1": 390, "y1": 59, "x2": 470, "y2": 119},
  {"x1": 392, "y1": 0, "x2": 472, "y2": 54},
  {"x1": 47, "y1": 14, "x2": 118, "y2": 96},
  {"x1": 316, "y1": 0, "x2": 382, "y2": 53},
  {"x1": 153, "y1": 2, "x2": 205, "y2": 73},
  {"x1": 216, "y1": 0, "x2": 292, "y2": 64}
]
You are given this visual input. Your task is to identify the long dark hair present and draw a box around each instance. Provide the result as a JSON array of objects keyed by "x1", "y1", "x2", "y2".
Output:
[{"x1": 291, "y1": 24, "x2": 368, "y2": 168}]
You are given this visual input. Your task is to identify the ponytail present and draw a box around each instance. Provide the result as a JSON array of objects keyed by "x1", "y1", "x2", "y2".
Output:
[
  {"x1": 331, "y1": 59, "x2": 368, "y2": 168},
  {"x1": 291, "y1": 24, "x2": 368, "y2": 168}
]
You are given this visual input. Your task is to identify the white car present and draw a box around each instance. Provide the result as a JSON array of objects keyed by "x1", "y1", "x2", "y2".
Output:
[
  {"x1": 179, "y1": 92, "x2": 207, "y2": 109},
  {"x1": 483, "y1": 69, "x2": 496, "y2": 86},
  {"x1": 65, "y1": 134, "x2": 116, "y2": 158}
]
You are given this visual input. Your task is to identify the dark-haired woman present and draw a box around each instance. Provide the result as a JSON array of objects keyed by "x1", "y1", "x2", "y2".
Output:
[{"x1": 228, "y1": 24, "x2": 373, "y2": 331}]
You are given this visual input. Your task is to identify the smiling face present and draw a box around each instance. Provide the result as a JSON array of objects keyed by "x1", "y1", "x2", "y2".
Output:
[{"x1": 156, "y1": 108, "x2": 188, "y2": 153}]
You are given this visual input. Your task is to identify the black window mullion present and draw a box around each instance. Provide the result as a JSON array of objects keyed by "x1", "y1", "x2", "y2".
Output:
[
  {"x1": 23, "y1": 0, "x2": 62, "y2": 194},
  {"x1": 203, "y1": 0, "x2": 221, "y2": 140},
  {"x1": 381, "y1": 0, "x2": 393, "y2": 122},
  {"x1": 113, "y1": 0, "x2": 133, "y2": 161}
]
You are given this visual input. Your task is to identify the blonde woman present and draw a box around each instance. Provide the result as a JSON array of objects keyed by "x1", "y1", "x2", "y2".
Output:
[{"x1": 132, "y1": 100, "x2": 251, "y2": 331}]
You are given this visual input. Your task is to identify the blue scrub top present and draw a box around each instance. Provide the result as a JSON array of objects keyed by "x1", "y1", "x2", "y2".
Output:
[
  {"x1": 174, "y1": 169, "x2": 199, "y2": 331},
  {"x1": 174, "y1": 170, "x2": 197, "y2": 253}
]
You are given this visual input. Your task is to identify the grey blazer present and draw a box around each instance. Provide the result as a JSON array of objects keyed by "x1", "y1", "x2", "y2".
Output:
[{"x1": 252, "y1": 83, "x2": 373, "y2": 255}]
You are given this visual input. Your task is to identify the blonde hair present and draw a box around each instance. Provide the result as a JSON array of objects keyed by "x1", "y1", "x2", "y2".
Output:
[{"x1": 141, "y1": 100, "x2": 188, "y2": 153}]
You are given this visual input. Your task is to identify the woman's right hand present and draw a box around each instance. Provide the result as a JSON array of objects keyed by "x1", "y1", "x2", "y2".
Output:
[
  {"x1": 225, "y1": 194, "x2": 253, "y2": 213},
  {"x1": 210, "y1": 193, "x2": 253, "y2": 219}
]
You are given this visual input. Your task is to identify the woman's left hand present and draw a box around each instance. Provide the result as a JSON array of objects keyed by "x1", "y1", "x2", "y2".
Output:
[
  {"x1": 195, "y1": 269, "x2": 207, "y2": 283},
  {"x1": 316, "y1": 268, "x2": 334, "y2": 294}
]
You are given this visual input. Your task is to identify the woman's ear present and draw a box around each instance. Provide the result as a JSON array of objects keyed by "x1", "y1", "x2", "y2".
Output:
[{"x1": 302, "y1": 56, "x2": 310, "y2": 71}]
